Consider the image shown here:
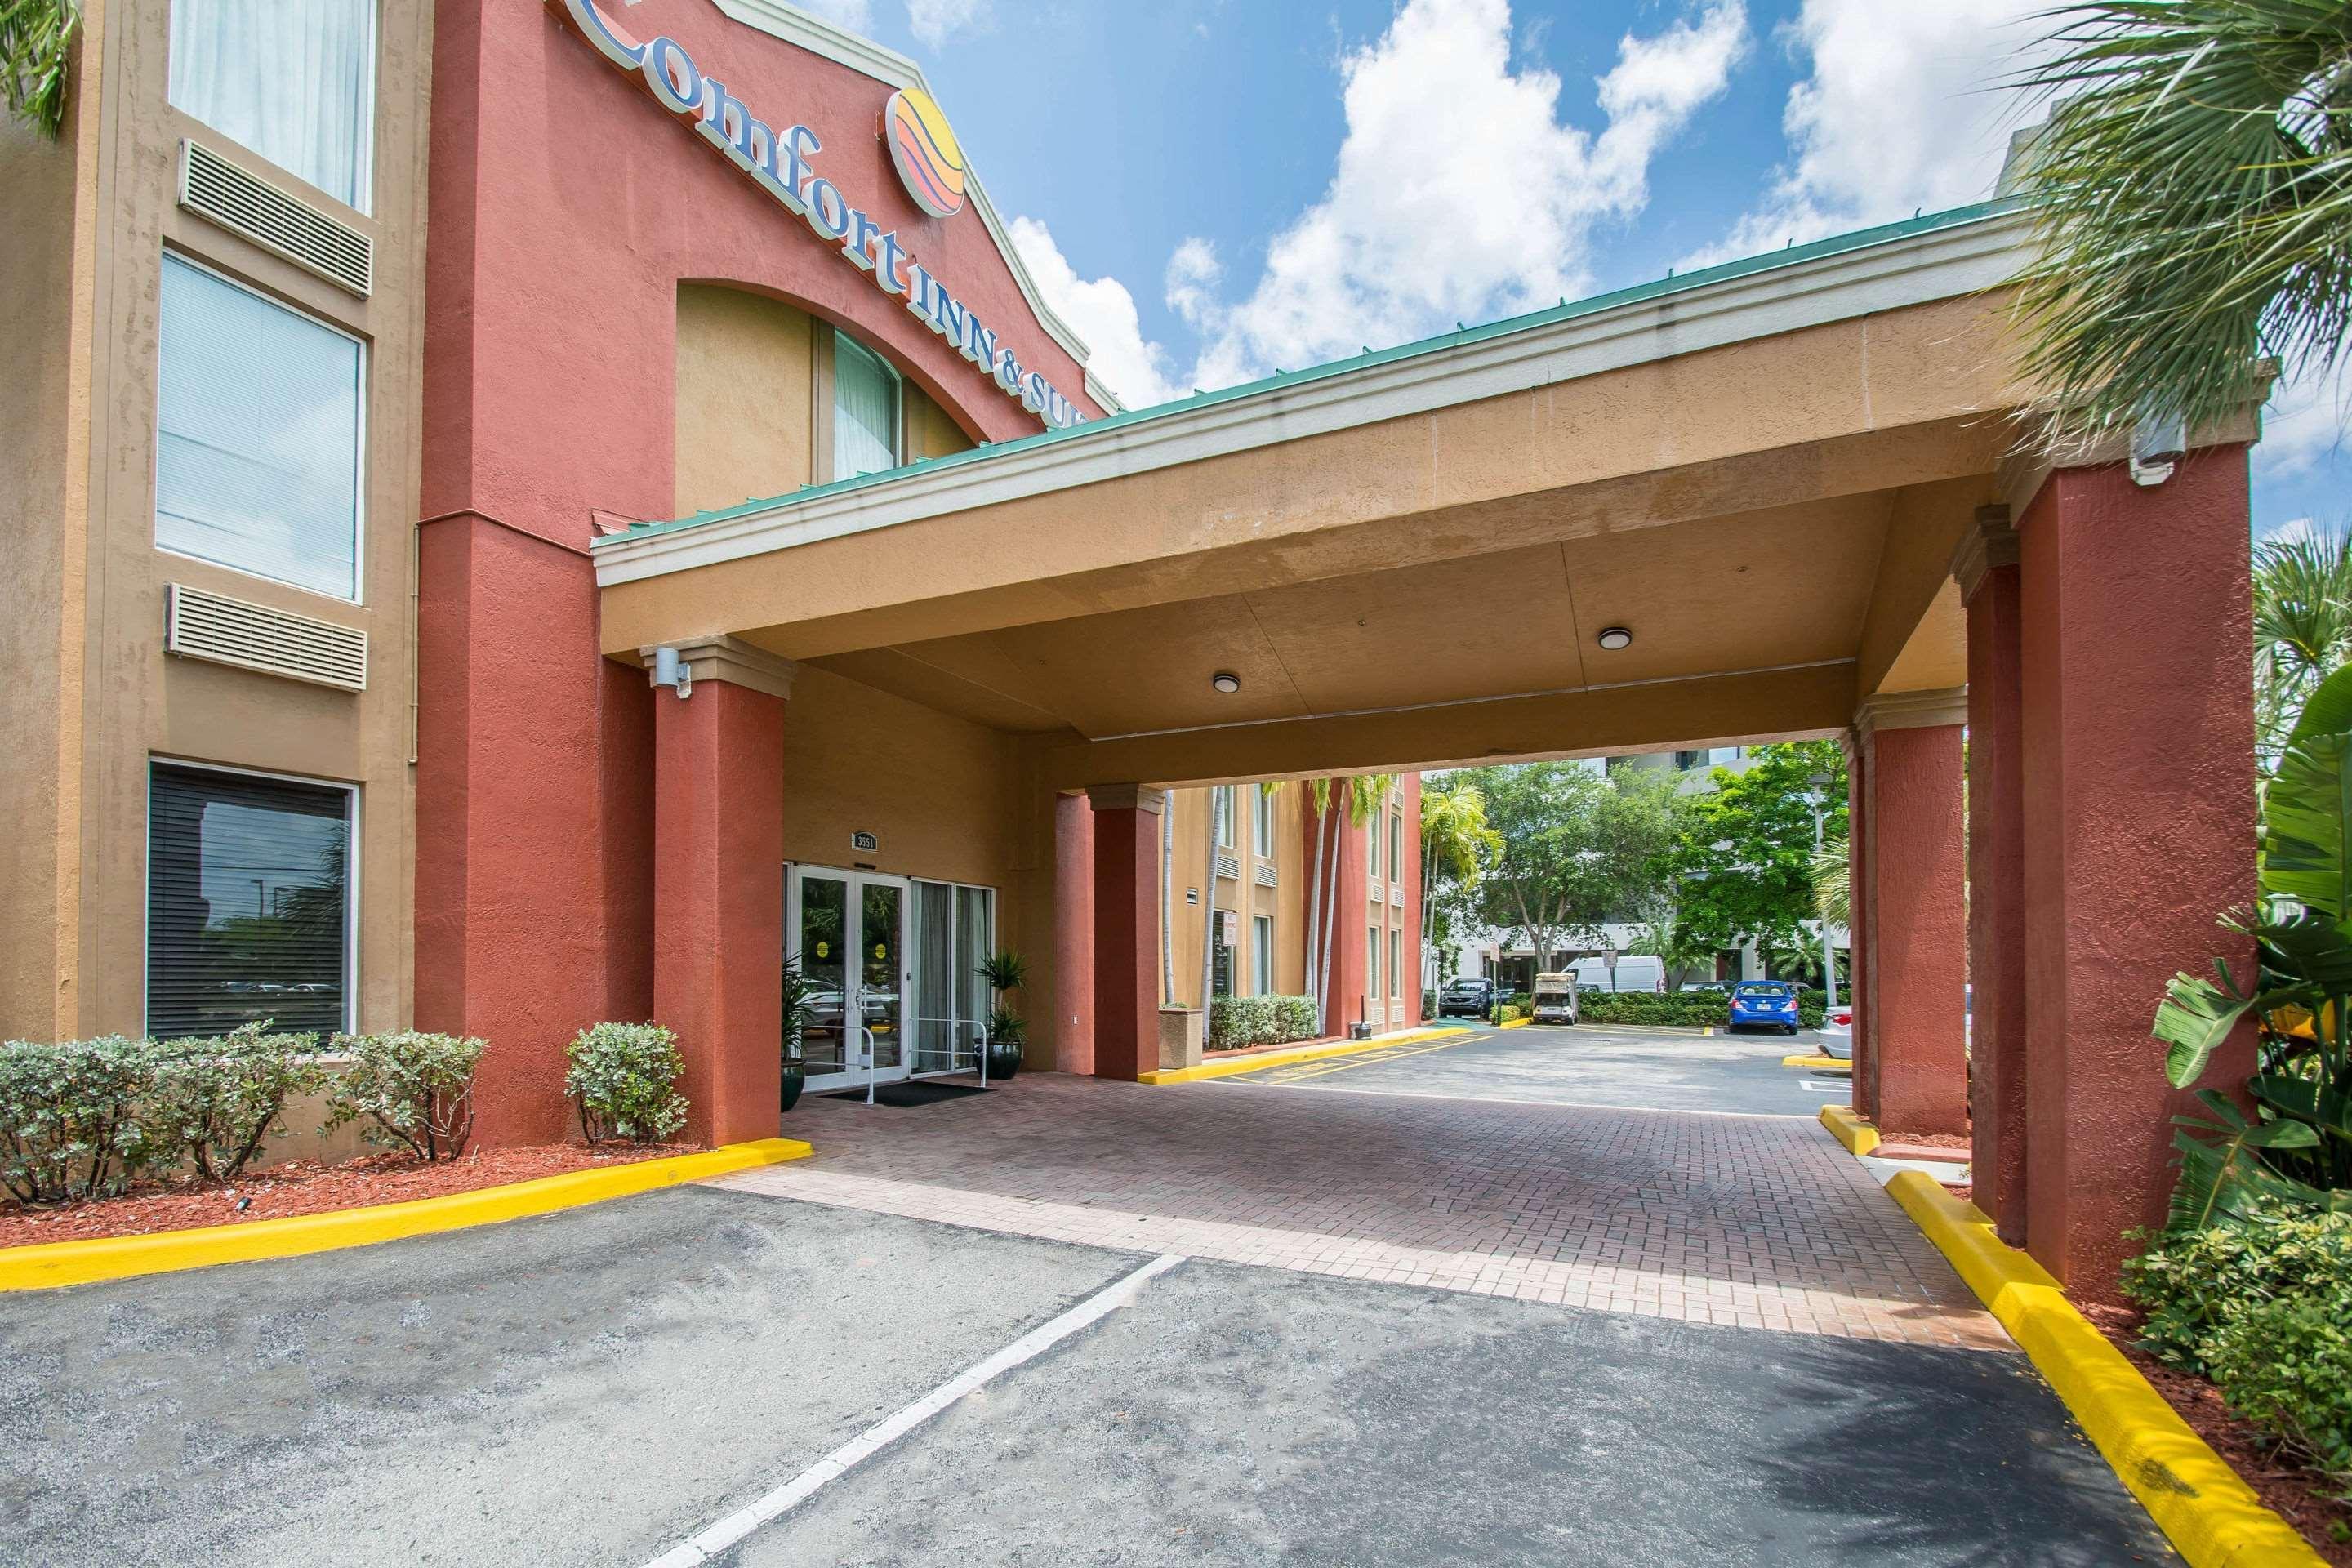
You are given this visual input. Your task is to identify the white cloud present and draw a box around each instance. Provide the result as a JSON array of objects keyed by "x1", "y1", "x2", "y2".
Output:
[
  {"x1": 906, "y1": 0, "x2": 988, "y2": 50},
  {"x1": 1177, "y1": 0, "x2": 1748, "y2": 389},
  {"x1": 2257, "y1": 354, "x2": 2350, "y2": 482},
  {"x1": 1007, "y1": 215, "x2": 1188, "y2": 409},
  {"x1": 2261, "y1": 514, "x2": 2319, "y2": 546},
  {"x1": 1692, "y1": 0, "x2": 2048, "y2": 266},
  {"x1": 791, "y1": 0, "x2": 875, "y2": 34}
]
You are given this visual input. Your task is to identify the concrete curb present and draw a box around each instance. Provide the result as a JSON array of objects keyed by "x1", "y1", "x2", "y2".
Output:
[
  {"x1": 1495, "y1": 1018, "x2": 1531, "y2": 1031},
  {"x1": 0, "y1": 1137, "x2": 813, "y2": 1293},
  {"x1": 1783, "y1": 1054, "x2": 1851, "y2": 1071},
  {"x1": 1817, "y1": 1102, "x2": 1879, "y2": 1155},
  {"x1": 1884, "y1": 1172, "x2": 2325, "y2": 1568},
  {"x1": 1138, "y1": 1027, "x2": 1471, "y2": 1084}
]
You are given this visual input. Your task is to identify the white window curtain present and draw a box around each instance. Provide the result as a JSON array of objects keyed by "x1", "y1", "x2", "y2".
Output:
[
  {"x1": 169, "y1": 0, "x2": 377, "y2": 211},
  {"x1": 1253, "y1": 915, "x2": 1273, "y2": 996},
  {"x1": 156, "y1": 256, "x2": 365, "y2": 600},
  {"x1": 833, "y1": 330, "x2": 902, "y2": 480}
]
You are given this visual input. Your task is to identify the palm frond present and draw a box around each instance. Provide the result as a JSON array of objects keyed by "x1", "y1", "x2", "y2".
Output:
[
  {"x1": 1, "y1": 0, "x2": 81, "y2": 140},
  {"x1": 2011, "y1": 1, "x2": 2352, "y2": 439}
]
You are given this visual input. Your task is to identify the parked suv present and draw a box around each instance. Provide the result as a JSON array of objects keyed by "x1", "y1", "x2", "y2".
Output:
[{"x1": 1437, "y1": 978, "x2": 1497, "y2": 1017}]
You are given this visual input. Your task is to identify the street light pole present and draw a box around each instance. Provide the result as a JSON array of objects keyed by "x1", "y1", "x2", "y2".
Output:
[{"x1": 1806, "y1": 772, "x2": 1839, "y2": 1009}]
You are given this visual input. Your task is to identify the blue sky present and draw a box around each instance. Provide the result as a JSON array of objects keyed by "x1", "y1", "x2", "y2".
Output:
[{"x1": 802, "y1": 0, "x2": 2345, "y2": 539}]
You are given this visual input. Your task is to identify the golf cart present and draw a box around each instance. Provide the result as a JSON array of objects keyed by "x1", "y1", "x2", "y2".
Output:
[{"x1": 1530, "y1": 971, "x2": 1579, "y2": 1026}]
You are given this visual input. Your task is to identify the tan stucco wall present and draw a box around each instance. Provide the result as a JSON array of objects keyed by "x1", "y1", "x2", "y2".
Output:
[
  {"x1": 1160, "y1": 782, "x2": 1324, "y2": 1009},
  {"x1": 0, "y1": 1, "x2": 434, "y2": 1046},
  {"x1": 674, "y1": 285, "x2": 976, "y2": 520},
  {"x1": 781, "y1": 663, "x2": 1026, "y2": 898},
  {"x1": 0, "y1": 50, "x2": 91, "y2": 1044}
]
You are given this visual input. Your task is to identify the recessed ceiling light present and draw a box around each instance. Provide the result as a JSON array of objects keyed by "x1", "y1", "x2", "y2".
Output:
[
  {"x1": 1597, "y1": 626, "x2": 1633, "y2": 651},
  {"x1": 1211, "y1": 671, "x2": 1242, "y2": 694}
]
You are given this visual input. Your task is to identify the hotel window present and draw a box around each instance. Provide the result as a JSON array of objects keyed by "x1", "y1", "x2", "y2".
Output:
[
  {"x1": 1388, "y1": 811, "x2": 1403, "y2": 883},
  {"x1": 156, "y1": 255, "x2": 365, "y2": 600},
  {"x1": 1252, "y1": 915, "x2": 1274, "y2": 996},
  {"x1": 1213, "y1": 786, "x2": 1236, "y2": 849},
  {"x1": 833, "y1": 329, "x2": 903, "y2": 480},
  {"x1": 1389, "y1": 929, "x2": 1402, "y2": 999},
  {"x1": 168, "y1": 0, "x2": 378, "y2": 211},
  {"x1": 1367, "y1": 817, "x2": 1381, "y2": 880},
  {"x1": 147, "y1": 761, "x2": 354, "y2": 1039},
  {"x1": 1252, "y1": 784, "x2": 1274, "y2": 857},
  {"x1": 1366, "y1": 925, "x2": 1380, "y2": 1002}
]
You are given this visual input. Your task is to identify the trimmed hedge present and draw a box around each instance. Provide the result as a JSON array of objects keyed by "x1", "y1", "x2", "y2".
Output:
[
  {"x1": 323, "y1": 1031, "x2": 486, "y2": 1161},
  {"x1": 1208, "y1": 994, "x2": 1320, "y2": 1052},
  {"x1": 0, "y1": 1026, "x2": 327, "y2": 1202},
  {"x1": 2123, "y1": 1202, "x2": 2352, "y2": 1496},
  {"x1": 567, "y1": 1022, "x2": 688, "y2": 1145},
  {"x1": 1575, "y1": 991, "x2": 1826, "y2": 1029}
]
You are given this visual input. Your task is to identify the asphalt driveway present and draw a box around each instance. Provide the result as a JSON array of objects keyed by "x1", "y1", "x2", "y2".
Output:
[
  {"x1": 1231, "y1": 1018, "x2": 1846, "y2": 1116},
  {"x1": 2, "y1": 1030, "x2": 2164, "y2": 1567}
]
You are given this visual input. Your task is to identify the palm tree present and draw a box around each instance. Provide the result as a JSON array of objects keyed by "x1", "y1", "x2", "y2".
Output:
[
  {"x1": 2012, "y1": 2, "x2": 2352, "y2": 442},
  {"x1": 2, "y1": 0, "x2": 82, "y2": 140},
  {"x1": 1811, "y1": 834, "x2": 1851, "y2": 931},
  {"x1": 1419, "y1": 776, "x2": 1500, "y2": 991},
  {"x1": 1293, "y1": 777, "x2": 1334, "y2": 1024},
  {"x1": 2254, "y1": 523, "x2": 2352, "y2": 755},
  {"x1": 1313, "y1": 773, "x2": 1398, "y2": 1029}
]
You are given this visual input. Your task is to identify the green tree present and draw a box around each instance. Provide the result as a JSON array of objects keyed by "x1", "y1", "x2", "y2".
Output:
[
  {"x1": 1466, "y1": 763, "x2": 1685, "y2": 968},
  {"x1": 2014, "y1": 1, "x2": 2352, "y2": 440},
  {"x1": 1665, "y1": 742, "x2": 1848, "y2": 971},
  {"x1": 1420, "y1": 775, "x2": 1501, "y2": 987},
  {"x1": 2, "y1": 0, "x2": 81, "y2": 140},
  {"x1": 2256, "y1": 523, "x2": 2352, "y2": 758}
]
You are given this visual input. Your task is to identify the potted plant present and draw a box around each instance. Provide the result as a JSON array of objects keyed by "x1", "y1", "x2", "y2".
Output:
[
  {"x1": 781, "y1": 952, "x2": 817, "y2": 1112},
  {"x1": 978, "y1": 949, "x2": 1028, "y2": 1080}
]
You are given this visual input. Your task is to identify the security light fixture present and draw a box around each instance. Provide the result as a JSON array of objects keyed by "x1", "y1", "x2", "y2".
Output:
[
  {"x1": 1597, "y1": 626, "x2": 1633, "y2": 652},
  {"x1": 1211, "y1": 671, "x2": 1242, "y2": 694},
  {"x1": 651, "y1": 645, "x2": 692, "y2": 700}
]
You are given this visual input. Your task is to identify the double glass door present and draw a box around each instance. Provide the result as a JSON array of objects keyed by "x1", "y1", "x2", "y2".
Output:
[{"x1": 789, "y1": 866, "x2": 908, "y2": 1094}]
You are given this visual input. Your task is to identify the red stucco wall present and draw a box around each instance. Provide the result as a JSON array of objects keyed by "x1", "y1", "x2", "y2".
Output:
[
  {"x1": 2017, "y1": 450, "x2": 2258, "y2": 1298},
  {"x1": 419, "y1": 0, "x2": 1102, "y2": 1143},
  {"x1": 1966, "y1": 559, "x2": 2029, "y2": 1241},
  {"x1": 1091, "y1": 804, "x2": 1159, "y2": 1080},
  {"x1": 1864, "y1": 723, "x2": 1969, "y2": 1136}
]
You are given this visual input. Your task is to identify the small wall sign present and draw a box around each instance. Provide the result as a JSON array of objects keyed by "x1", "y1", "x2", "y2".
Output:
[{"x1": 850, "y1": 831, "x2": 879, "y2": 853}]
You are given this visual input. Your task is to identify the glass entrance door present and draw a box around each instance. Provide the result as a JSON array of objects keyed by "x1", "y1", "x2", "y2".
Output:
[{"x1": 788, "y1": 866, "x2": 911, "y2": 1094}]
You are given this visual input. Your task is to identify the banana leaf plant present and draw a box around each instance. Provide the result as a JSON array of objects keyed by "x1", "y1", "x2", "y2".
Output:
[{"x1": 2153, "y1": 666, "x2": 2352, "y2": 1232}]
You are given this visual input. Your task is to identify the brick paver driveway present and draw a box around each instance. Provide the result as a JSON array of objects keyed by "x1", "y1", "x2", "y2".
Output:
[{"x1": 720, "y1": 1036, "x2": 2002, "y2": 1349}]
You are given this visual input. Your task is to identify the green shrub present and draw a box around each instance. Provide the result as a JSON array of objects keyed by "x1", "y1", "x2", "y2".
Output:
[
  {"x1": 2122, "y1": 1201, "x2": 2352, "y2": 1374},
  {"x1": 149, "y1": 1023, "x2": 325, "y2": 1180},
  {"x1": 0, "y1": 1035, "x2": 170, "y2": 1202},
  {"x1": 324, "y1": 1031, "x2": 485, "y2": 1161},
  {"x1": 1208, "y1": 994, "x2": 1320, "y2": 1051},
  {"x1": 2203, "y1": 1294, "x2": 2352, "y2": 1494},
  {"x1": 1495, "y1": 1003, "x2": 1529, "y2": 1024},
  {"x1": 1574, "y1": 991, "x2": 1826, "y2": 1029},
  {"x1": 566, "y1": 1023, "x2": 688, "y2": 1146}
]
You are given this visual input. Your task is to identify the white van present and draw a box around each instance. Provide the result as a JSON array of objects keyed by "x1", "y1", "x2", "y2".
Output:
[{"x1": 1569, "y1": 955, "x2": 1667, "y2": 994}]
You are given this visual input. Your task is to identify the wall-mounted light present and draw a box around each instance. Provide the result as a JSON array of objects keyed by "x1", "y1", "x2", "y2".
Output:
[
  {"x1": 651, "y1": 645, "x2": 693, "y2": 699},
  {"x1": 1211, "y1": 671, "x2": 1242, "y2": 694},
  {"x1": 1596, "y1": 626, "x2": 1633, "y2": 651}
]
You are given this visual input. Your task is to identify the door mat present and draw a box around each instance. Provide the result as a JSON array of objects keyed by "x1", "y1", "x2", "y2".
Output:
[{"x1": 826, "y1": 1080, "x2": 991, "y2": 1107}]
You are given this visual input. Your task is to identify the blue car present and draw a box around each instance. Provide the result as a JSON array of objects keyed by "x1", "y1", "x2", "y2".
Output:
[{"x1": 1729, "y1": 981, "x2": 1801, "y2": 1036}]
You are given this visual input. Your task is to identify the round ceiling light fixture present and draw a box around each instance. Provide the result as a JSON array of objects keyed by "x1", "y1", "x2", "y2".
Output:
[
  {"x1": 1597, "y1": 626, "x2": 1633, "y2": 651},
  {"x1": 1211, "y1": 671, "x2": 1242, "y2": 694}
]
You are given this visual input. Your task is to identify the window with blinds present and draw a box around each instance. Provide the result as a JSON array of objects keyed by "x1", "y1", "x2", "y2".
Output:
[
  {"x1": 156, "y1": 255, "x2": 366, "y2": 600},
  {"x1": 832, "y1": 328, "x2": 902, "y2": 481},
  {"x1": 147, "y1": 762, "x2": 354, "y2": 1039},
  {"x1": 167, "y1": 0, "x2": 378, "y2": 212}
]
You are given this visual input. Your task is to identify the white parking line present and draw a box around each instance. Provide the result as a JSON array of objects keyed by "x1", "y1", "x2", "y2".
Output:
[{"x1": 639, "y1": 1254, "x2": 1187, "y2": 1568}]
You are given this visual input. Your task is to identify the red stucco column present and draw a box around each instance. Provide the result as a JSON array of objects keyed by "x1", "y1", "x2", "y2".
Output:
[
  {"x1": 1089, "y1": 786, "x2": 1162, "y2": 1080},
  {"x1": 649, "y1": 641, "x2": 794, "y2": 1147},
  {"x1": 1958, "y1": 510, "x2": 2029, "y2": 1242},
  {"x1": 1053, "y1": 792, "x2": 1096, "y2": 1075},
  {"x1": 1844, "y1": 738, "x2": 1874, "y2": 1121},
  {"x1": 2019, "y1": 448, "x2": 2258, "y2": 1298},
  {"x1": 1401, "y1": 775, "x2": 1424, "y2": 1027},
  {"x1": 1857, "y1": 702, "x2": 1969, "y2": 1136}
]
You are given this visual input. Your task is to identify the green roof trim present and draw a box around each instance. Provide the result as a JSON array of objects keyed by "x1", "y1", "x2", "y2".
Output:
[{"x1": 596, "y1": 198, "x2": 2023, "y2": 550}]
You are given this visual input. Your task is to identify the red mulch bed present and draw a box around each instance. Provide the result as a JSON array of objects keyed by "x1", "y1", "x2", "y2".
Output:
[
  {"x1": 1878, "y1": 1128, "x2": 1972, "y2": 1150},
  {"x1": 1203, "y1": 1035, "x2": 1344, "y2": 1060},
  {"x1": 0, "y1": 1143, "x2": 690, "y2": 1249},
  {"x1": 2080, "y1": 1302, "x2": 2352, "y2": 1564}
]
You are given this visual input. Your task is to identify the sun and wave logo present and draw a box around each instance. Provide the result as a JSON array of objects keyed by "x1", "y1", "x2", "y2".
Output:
[{"x1": 884, "y1": 87, "x2": 967, "y2": 219}]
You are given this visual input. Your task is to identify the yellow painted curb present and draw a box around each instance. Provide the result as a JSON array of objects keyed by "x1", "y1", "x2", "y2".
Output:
[
  {"x1": 1496, "y1": 1017, "x2": 1531, "y2": 1031},
  {"x1": 1783, "y1": 1054, "x2": 1851, "y2": 1071},
  {"x1": 0, "y1": 1137, "x2": 813, "y2": 1293},
  {"x1": 1818, "y1": 1102, "x2": 1879, "y2": 1155},
  {"x1": 1885, "y1": 1172, "x2": 2325, "y2": 1568},
  {"x1": 1138, "y1": 1027, "x2": 1472, "y2": 1084}
]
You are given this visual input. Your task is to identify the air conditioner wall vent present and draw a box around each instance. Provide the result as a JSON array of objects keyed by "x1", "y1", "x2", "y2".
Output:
[
  {"x1": 166, "y1": 583, "x2": 368, "y2": 692},
  {"x1": 178, "y1": 140, "x2": 373, "y2": 297}
]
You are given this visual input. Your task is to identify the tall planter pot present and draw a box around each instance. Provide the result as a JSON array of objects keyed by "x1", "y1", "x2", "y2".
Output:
[{"x1": 780, "y1": 1061, "x2": 805, "y2": 1113}]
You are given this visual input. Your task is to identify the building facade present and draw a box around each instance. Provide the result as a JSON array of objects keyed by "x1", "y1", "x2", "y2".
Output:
[{"x1": 1, "y1": 0, "x2": 1416, "y2": 1142}]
